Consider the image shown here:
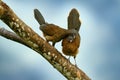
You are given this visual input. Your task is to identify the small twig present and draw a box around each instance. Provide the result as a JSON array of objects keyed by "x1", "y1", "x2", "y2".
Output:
[{"x1": 0, "y1": 27, "x2": 30, "y2": 47}]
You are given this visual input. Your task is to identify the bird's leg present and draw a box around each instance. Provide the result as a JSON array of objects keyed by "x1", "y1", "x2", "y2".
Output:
[
  {"x1": 46, "y1": 37, "x2": 56, "y2": 46},
  {"x1": 74, "y1": 56, "x2": 77, "y2": 66},
  {"x1": 52, "y1": 42, "x2": 56, "y2": 47}
]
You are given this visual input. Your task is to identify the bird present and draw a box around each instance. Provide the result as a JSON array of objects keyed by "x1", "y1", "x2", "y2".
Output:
[
  {"x1": 62, "y1": 8, "x2": 81, "y2": 65},
  {"x1": 34, "y1": 9, "x2": 74, "y2": 46}
]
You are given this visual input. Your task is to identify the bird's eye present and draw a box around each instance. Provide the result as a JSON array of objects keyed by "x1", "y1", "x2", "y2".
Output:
[{"x1": 69, "y1": 39, "x2": 73, "y2": 42}]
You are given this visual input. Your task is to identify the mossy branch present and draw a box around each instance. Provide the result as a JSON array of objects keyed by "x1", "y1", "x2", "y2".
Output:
[{"x1": 0, "y1": 1, "x2": 91, "y2": 80}]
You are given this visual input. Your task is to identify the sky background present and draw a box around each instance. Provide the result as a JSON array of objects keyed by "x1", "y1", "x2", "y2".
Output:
[{"x1": 0, "y1": 0, "x2": 120, "y2": 80}]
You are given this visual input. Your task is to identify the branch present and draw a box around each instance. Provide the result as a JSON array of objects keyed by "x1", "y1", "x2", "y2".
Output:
[
  {"x1": 0, "y1": 1, "x2": 91, "y2": 80},
  {"x1": 0, "y1": 27, "x2": 30, "y2": 48}
]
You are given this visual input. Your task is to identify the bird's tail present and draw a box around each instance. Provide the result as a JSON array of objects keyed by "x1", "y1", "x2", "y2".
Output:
[
  {"x1": 68, "y1": 8, "x2": 81, "y2": 32},
  {"x1": 34, "y1": 9, "x2": 45, "y2": 25}
]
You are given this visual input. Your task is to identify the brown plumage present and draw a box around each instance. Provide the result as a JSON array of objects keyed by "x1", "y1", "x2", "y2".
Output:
[
  {"x1": 62, "y1": 29, "x2": 80, "y2": 65},
  {"x1": 34, "y1": 9, "x2": 73, "y2": 46},
  {"x1": 62, "y1": 29, "x2": 80, "y2": 57},
  {"x1": 39, "y1": 23, "x2": 73, "y2": 46},
  {"x1": 62, "y1": 8, "x2": 81, "y2": 65}
]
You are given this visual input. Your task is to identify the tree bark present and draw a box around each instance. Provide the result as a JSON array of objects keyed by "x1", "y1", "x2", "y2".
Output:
[{"x1": 0, "y1": 1, "x2": 91, "y2": 80}]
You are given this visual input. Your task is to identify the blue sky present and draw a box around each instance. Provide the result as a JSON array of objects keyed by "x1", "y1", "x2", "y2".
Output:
[{"x1": 0, "y1": 0, "x2": 120, "y2": 80}]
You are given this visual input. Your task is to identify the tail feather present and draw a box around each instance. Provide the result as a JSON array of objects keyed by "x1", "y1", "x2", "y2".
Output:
[
  {"x1": 68, "y1": 8, "x2": 81, "y2": 32},
  {"x1": 34, "y1": 9, "x2": 45, "y2": 25}
]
